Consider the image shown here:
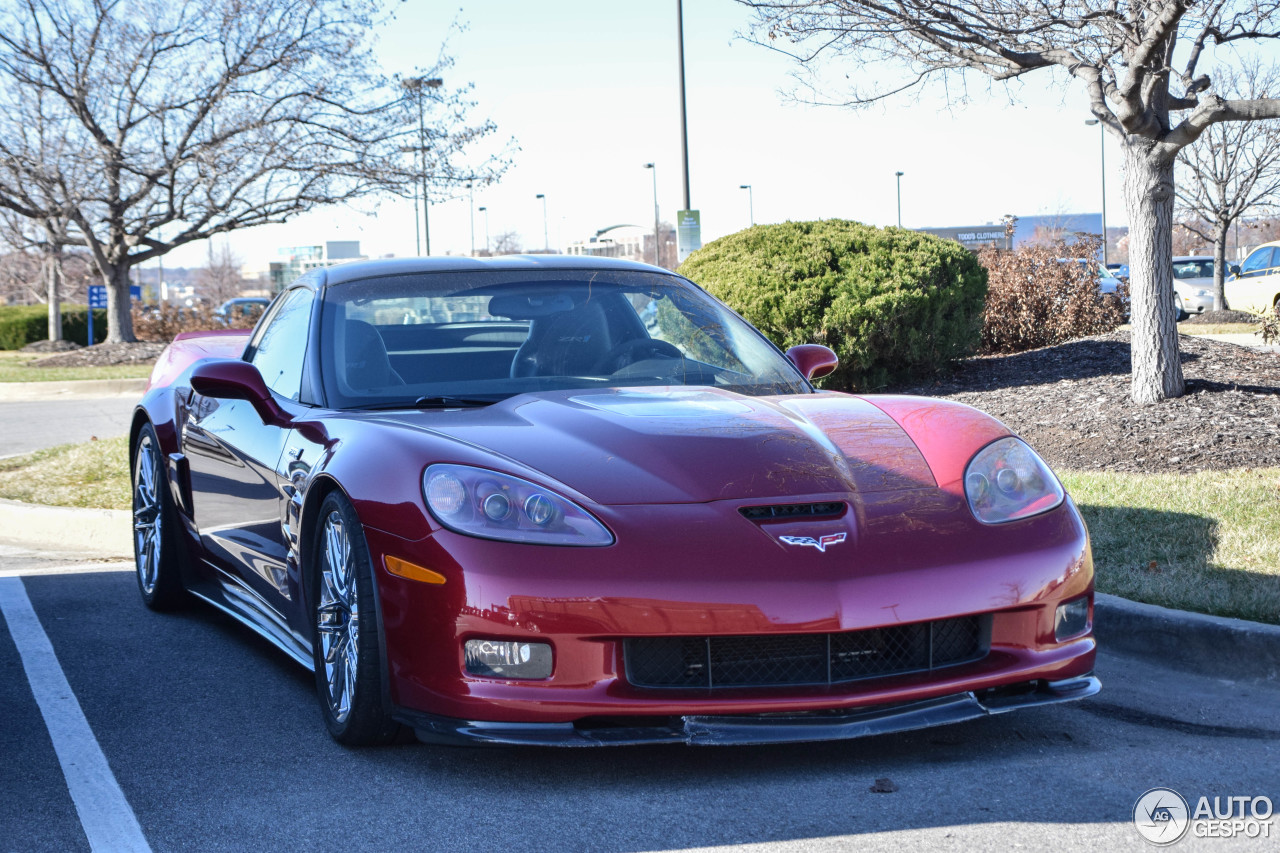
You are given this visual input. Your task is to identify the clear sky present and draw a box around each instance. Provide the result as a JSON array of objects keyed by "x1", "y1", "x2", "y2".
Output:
[{"x1": 167, "y1": 0, "x2": 1127, "y2": 270}]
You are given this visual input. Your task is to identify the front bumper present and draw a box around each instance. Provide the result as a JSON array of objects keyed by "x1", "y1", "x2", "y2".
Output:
[{"x1": 399, "y1": 674, "x2": 1101, "y2": 746}]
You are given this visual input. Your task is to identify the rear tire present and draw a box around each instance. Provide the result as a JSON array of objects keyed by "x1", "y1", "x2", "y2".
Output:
[
  {"x1": 311, "y1": 491, "x2": 402, "y2": 746},
  {"x1": 132, "y1": 423, "x2": 186, "y2": 610}
]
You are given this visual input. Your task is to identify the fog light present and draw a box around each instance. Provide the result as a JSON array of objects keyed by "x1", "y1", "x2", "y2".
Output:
[
  {"x1": 464, "y1": 639, "x2": 553, "y2": 679},
  {"x1": 1054, "y1": 596, "x2": 1091, "y2": 641}
]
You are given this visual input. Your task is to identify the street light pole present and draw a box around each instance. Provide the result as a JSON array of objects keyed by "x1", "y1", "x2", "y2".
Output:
[
  {"x1": 676, "y1": 0, "x2": 691, "y2": 211},
  {"x1": 644, "y1": 163, "x2": 660, "y2": 266},
  {"x1": 536, "y1": 193, "x2": 549, "y2": 252},
  {"x1": 1085, "y1": 119, "x2": 1108, "y2": 265},
  {"x1": 894, "y1": 171, "x2": 904, "y2": 228},
  {"x1": 401, "y1": 76, "x2": 443, "y2": 256},
  {"x1": 478, "y1": 206, "x2": 490, "y2": 255},
  {"x1": 468, "y1": 182, "x2": 475, "y2": 256},
  {"x1": 740, "y1": 184, "x2": 753, "y2": 226}
]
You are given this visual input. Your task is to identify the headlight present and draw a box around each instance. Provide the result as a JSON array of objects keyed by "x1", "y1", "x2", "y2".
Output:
[
  {"x1": 964, "y1": 437, "x2": 1065, "y2": 524},
  {"x1": 423, "y1": 464, "x2": 614, "y2": 546}
]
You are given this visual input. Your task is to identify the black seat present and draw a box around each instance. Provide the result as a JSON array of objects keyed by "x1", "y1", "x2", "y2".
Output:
[
  {"x1": 343, "y1": 320, "x2": 404, "y2": 390},
  {"x1": 510, "y1": 301, "x2": 613, "y2": 378}
]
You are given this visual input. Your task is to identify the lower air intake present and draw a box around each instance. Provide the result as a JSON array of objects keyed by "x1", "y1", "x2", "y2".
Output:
[{"x1": 624, "y1": 615, "x2": 990, "y2": 689}]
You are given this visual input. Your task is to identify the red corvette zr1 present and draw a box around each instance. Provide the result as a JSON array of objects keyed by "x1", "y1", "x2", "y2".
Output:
[{"x1": 131, "y1": 256, "x2": 1098, "y2": 746}]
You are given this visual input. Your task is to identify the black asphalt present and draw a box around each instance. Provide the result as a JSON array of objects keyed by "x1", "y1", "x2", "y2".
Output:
[{"x1": 3, "y1": 560, "x2": 1279, "y2": 852}]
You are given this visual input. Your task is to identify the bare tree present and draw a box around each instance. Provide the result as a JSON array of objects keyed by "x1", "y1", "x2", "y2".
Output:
[
  {"x1": 492, "y1": 230, "x2": 523, "y2": 255},
  {"x1": 0, "y1": 206, "x2": 78, "y2": 339},
  {"x1": 1175, "y1": 62, "x2": 1280, "y2": 309},
  {"x1": 198, "y1": 241, "x2": 247, "y2": 306},
  {"x1": 0, "y1": 0, "x2": 505, "y2": 342},
  {"x1": 739, "y1": 1, "x2": 1280, "y2": 404}
]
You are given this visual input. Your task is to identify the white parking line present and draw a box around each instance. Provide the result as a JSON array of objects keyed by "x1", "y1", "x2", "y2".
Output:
[{"x1": 0, "y1": 576, "x2": 152, "y2": 853}]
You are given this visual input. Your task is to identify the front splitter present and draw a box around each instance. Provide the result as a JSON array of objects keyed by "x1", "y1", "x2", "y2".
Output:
[{"x1": 398, "y1": 674, "x2": 1101, "y2": 747}]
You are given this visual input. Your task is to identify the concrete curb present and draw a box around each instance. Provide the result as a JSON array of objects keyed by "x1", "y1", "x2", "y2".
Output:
[
  {"x1": 1094, "y1": 592, "x2": 1280, "y2": 682},
  {"x1": 0, "y1": 377, "x2": 147, "y2": 402},
  {"x1": 0, "y1": 498, "x2": 131, "y2": 558}
]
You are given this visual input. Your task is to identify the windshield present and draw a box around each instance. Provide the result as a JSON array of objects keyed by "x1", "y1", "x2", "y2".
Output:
[
  {"x1": 1173, "y1": 260, "x2": 1215, "y2": 279},
  {"x1": 318, "y1": 269, "x2": 809, "y2": 409}
]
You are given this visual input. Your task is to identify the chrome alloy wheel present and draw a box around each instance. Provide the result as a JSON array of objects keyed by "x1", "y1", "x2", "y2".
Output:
[
  {"x1": 317, "y1": 510, "x2": 359, "y2": 724},
  {"x1": 133, "y1": 434, "x2": 163, "y2": 595}
]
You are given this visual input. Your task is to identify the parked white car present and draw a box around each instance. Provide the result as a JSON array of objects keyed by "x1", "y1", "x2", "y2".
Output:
[
  {"x1": 1226, "y1": 243, "x2": 1280, "y2": 314},
  {"x1": 1171, "y1": 256, "x2": 1217, "y2": 319}
]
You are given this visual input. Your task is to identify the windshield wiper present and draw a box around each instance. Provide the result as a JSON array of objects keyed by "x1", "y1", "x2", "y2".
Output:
[
  {"x1": 354, "y1": 396, "x2": 497, "y2": 411},
  {"x1": 411, "y1": 395, "x2": 497, "y2": 408}
]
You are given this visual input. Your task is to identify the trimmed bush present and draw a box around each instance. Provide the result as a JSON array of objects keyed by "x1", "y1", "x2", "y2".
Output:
[
  {"x1": 976, "y1": 236, "x2": 1127, "y2": 353},
  {"x1": 0, "y1": 304, "x2": 109, "y2": 349},
  {"x1": 678, "y1": 220, "x2": 987, "y2": 391}
]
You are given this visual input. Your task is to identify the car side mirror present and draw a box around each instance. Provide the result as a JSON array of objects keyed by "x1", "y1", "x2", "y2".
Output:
[
  {"x1": 785, "y1": 344, "x2": 839, "y2": 381},
  {"x1": 190, "y1": 359, "x2": 288, "y2": 425},
  {"x1": 1229, "y1": 264, "x2": 1241, "y2": 278}
]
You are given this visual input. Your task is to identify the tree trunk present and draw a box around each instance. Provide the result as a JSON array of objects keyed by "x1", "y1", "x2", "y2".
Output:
[
  {"x1": 44, "y1": 253, "x2": 61, "y2": 341},
  {"x1": 1212, "y1": 218, "x2": 1229, "y2": 311},
  {"x1": 104, "y1": 263, "x2": 135, "y2": 343},
  {"x1": 1122, "y1": 139, "x2": 1184, "y2": 404}
]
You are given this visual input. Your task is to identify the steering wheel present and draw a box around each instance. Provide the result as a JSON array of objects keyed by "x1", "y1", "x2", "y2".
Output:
[{"x1": 594, "y1": 338, "x2": 684, "y2": 374}]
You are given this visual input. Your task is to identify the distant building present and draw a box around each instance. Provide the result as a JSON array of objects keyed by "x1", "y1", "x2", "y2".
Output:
[
  {"x1": 565, "y1": 224, "x2": 676, "y2": 269},
  {"x1": 268, "y1": 241, "x2": 366, "y2": 291},
  {"x1": 917, "y1": 213, "x2": 1121, "y2": 255}
]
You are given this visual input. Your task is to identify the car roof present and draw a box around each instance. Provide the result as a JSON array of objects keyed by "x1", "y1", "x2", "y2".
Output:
[
  {"x1": 1172, "y1": 256, "x2": 1213, "y2": 262},
  {"x1": 308, "y1": 254, "x2": 671, "y2": 289}
]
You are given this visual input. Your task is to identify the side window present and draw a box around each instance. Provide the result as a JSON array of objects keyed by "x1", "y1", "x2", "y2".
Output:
[
  {"x1": 248, "y1": 288, "x2": 314, "y2": 401},
  {"x1": 1240, "y1": 247, "x2": 1273, "y2": 277}
]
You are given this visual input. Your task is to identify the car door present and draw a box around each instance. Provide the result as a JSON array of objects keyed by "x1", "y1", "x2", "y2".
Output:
[
  {"x1": 183, "y1": 287, "x2": 315, "y2": 615},
  {"x1": 1227, "y1": 246, "x2": 1276, "y2": 312}
]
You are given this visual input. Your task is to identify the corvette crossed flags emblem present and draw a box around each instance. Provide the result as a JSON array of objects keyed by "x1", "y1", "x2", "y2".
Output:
[{"x1": 779, "y1": 532, "x2": 847, "y2": 553}]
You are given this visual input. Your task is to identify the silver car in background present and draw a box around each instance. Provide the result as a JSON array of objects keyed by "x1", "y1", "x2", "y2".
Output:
[{"x1": 1171, "y1": 256, "x2": 1217, "y2": 319}]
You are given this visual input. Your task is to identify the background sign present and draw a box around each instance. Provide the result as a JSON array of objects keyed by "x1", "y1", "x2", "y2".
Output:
[
  {"x1": 86, "y1": 284, "x2": 142, "y2": 308},
  {"x1": 676, "y1": 209, "x2": 701, "y2": 264}
]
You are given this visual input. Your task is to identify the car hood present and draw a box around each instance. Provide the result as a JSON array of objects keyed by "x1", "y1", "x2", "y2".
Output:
[
  {"x1": 1174, "y1": 277, "x2": 1213, "y2": 291},
  {"x1": 370, "y1": 388, "x2": 937, "y2": 505}
]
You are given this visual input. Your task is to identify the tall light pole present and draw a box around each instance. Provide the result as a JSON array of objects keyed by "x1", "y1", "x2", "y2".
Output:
[
  {"x1": 536, "y1": 193, "x2": 549, "y2": 252},
  {"x1": 401, "y1": 76, "x2": 443, "y2": 255},
  {"x1": 644, "y1": 163, "x2": 660, "y2": 266},
  {"x1": 477, "y1": 206, "x2": 490, "y2": 255},
  {"x1": 894, "y1": 171, "x2": 904, "y2": 227},
  {"x1": 1085, "y1": 119, "x2": 1108, "y2": 265},
  {"x1": 676, "y1": 1, "x2": 691, "y2": 211},
  {"x1": 467, "y1": 181, "x2": 475, "y2": 256},
  {"x1": 740, "y1": 184, "x2": 754, "y2": 226}
]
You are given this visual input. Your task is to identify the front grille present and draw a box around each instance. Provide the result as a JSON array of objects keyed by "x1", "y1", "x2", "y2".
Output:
[
  {"x1": 738, "y1": 502, "x2": 845, "y2": 521},
  {"x1": 624, "y1": 615, "x2": 989, "y2": 689}
]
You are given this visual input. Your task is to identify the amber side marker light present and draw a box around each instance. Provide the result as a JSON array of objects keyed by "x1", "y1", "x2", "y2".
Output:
[{"x1": 384, "y1": 555, "x2": 447, "y2": 585}]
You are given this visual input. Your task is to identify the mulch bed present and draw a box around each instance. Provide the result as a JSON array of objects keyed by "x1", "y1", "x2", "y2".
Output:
[
  {"x1": 26, "y1": 341, "x2": 167, "y2": 367},
  {"x1": 896, "y1": 331, "x2": 1280, "y2": 474},
  {"x1": 1182, "y1": 309, "x2": 1256, "y2": 325}
]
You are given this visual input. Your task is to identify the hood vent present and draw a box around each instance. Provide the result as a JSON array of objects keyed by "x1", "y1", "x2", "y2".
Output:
[{"x1": 739, "y1": 502, "x2": 845, "y2": 521}]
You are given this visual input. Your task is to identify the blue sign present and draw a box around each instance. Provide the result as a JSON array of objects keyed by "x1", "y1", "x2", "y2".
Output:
[{"x1": 87, "y1": 284, "x2": 141, "y2": 308}]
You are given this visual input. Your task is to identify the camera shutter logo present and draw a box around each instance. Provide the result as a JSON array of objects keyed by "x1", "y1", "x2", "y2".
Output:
[{"x1": 1134, "y1": 788, "x2": 1191, "y2": 845}]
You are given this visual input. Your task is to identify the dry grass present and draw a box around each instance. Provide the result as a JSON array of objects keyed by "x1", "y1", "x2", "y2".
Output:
[
  {"x1": 1178, "y1": 322, "x2": 1263, "y2": 336},
  {"x1": 1062, "y1": 469, "x2": 1280, "y2": 625},
  {"x1": 0, "y1": 351, "x2": 152, "y2": 383},
  {"x1": 0, "y1": 435, "x2": 130, "y2": 510}
]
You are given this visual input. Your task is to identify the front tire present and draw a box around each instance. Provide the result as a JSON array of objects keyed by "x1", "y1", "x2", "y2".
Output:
[
  {"x1": 132, "y1": 423, "x2": 186, "y2": 610},
  {"x1": 311, "y1": 491, "x2": 402, "y2": 746}
]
